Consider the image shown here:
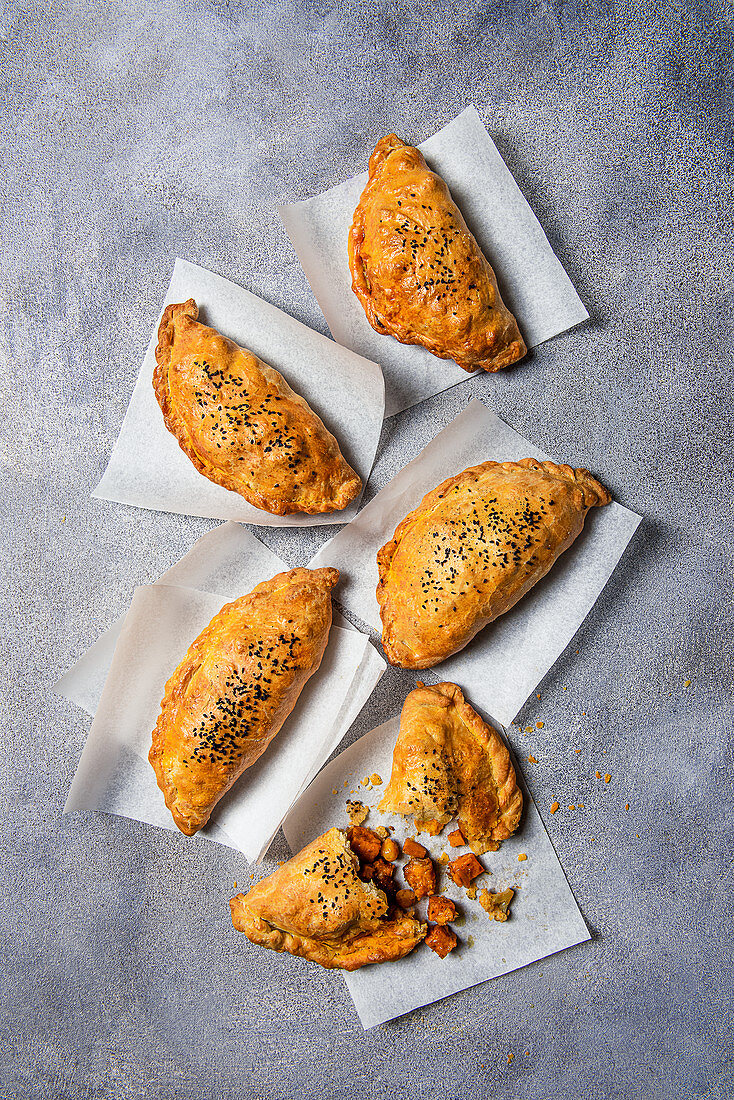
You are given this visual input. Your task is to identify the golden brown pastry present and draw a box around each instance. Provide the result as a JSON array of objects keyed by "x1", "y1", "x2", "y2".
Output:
[
  {"x1": 379, "y1": 682, "x2": 522, "y2": 855},
  {"x1": 229, "y1": 827, "x2": 426, "y2": 970},
  {"x1": 149, "y1": 567, "x2": 338, "y2": 836},
  {"x1": 348, "y1": 135, "x2": 526, "y2": 373},
  {"x1": 377, "y1": 458, "x2": 611, "y2": 668},
  {"x1": 154, "y1": 299, "x2": 361, "y2": 515}
]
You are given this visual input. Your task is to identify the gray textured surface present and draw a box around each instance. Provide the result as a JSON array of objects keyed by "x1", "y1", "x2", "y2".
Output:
[{"x1": 2, "y1": 1, "x2": 733, "y2": 1097}]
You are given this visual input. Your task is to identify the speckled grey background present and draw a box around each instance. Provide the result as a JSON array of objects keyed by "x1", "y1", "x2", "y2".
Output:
[{"x1": 2, "y1": 1, "x2": 733, "y2": 1097}]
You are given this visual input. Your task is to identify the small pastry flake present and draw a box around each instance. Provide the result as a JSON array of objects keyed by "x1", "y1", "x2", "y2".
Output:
[
  {"x1": 153, "y1": 299, "x2": 361, "y2": 515},
  {"x1": 377, "y1": 458, "x2": 611, "y2": 668},
  {"x1": 149, "y1": 567, "x2": 338, "y2": 836},
  {"x1": 379, "y1": 682, "x2": 522, "y2": 855},
  {"x1": 348, "y1": 135, "x2": 526, "y2": 373},
  {"x1": 229, "y1": 827, "x2": 426, "y2": 970}
]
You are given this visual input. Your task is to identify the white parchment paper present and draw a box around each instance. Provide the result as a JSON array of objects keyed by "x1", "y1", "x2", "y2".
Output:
[
  {"x1": 308, "y1": 401, "x2": 641, "y2": 727},
  {"x1": 54, "y1": 522, "x2": 292, "y2": 716},
  {"x1": 62, "y1": 578, "x2": 385, "y2": 863},
  {"x1": 283, "y1": 715, "x2": 589, "y2": 1029},
  {"x1": 93, "y1": 258, "x2": 385, "y2": 524},
  {"x1": 280, "y1": 106, "x2": 588, "y2": 416}
]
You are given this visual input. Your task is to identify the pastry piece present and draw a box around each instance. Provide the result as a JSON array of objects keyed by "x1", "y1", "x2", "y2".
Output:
[
  {"x1": 149, "y1": 567, "x2": 338, "y2": 836},
  {"x1": 377, "y1": 458, "x2": 611, "y2": 668},
  {"x1": 229, "y1": 827, "x2": 426, "y2": 970},
  {"x1": 154, "y1": 299, "x2": 361, "y2": 515},
  {"x1": 478, "y1": 887, "x2": 515, "y2": 922},
  {"x1": 379, "y1": 682, "x2": 522, "y2": 855},
  {"x1": 348, "y1": 135, "x2": 526, "y2": 373}
]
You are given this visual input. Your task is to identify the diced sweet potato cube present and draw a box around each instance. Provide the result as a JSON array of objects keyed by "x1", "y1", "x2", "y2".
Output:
[
  {"x1": 404, "y1": 856, "x2": 436, "y2": 899},
  {"x1": 396, "y1": 888, "x2": 417, "y2": 909},
  {"x1": 347, "y1": 825, "x2": 382, "y2": 863},
  {"x1": 381, "y1": 838, "x2": 400, "y2": 862},
  {"x1": 403, "y1": 838, "x2": 427, "y2": 859},
  {"x1": 427, "y1": 896, "x2": 457, "y2": 925},
  {"x1": 447, "y1": 853, "x2": 485, "y2": 888},
  {"x1": 371, "y1": 857, "x2": 395, "y2": 893},
  {"x1": 447, "y1": 828, "x2": 466, "y2": 848},
  {"x1": 425, "y1": 924, "x2": 458, "y2": 959}
]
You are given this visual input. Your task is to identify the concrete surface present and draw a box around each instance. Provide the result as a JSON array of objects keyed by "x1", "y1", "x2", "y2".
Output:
[{"x1": 2, "y1": 1, "x2": 733, "y2": 1097}]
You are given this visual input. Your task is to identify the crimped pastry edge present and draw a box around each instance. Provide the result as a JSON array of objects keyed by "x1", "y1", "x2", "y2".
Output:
[
  {"x1": 152, "y1": 301, "x2": 361, "y2": 516},
  {"x1": 376, "y1": 458, "x2": 611, "y2": 668}
]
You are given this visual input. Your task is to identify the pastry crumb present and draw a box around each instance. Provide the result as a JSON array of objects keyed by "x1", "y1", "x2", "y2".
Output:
[
  {"x1": 575, "y1": 748, "x2": 582, "y2": 754},
  {"x1": 479, "y1": 887, "x2": 514, "y2": 921},
  {"x1": 517, "y1": 853, "x2": 527, "y2": 862},
  {"x1": 346, "y1": 800, "x2": 369, "y2": 825},
  {"x1": 684, "y1": 679, "x2": 691, "y2": 687},
  {"x1": 528, "y1": 754, "x2": 537, "y2": 763},
  {"x1": 568, "y1": 804, "x2": 576, "y2": 810},
  {"x1": 550, "y1": 801, "x2": 559, "y2": 813},
  {"x1": 360, "y1": 776, "x2": 370, "y2": 786},
  {"x1": 370, "y1": 773, "x2": 382, "y2": 785},
  {"x1": 536, "y1": 721, "x2": 544, "y2": 729},
  {"x1": 605, "y1": 774, "x2": 611, "y2": 783},
  {"x1": 507, "y1": 1053, "x2": 514, "y2": 1065},
  {"x1": 332, "y1": 788, "x2": 338, "y2": 795},
  {"x1": 524, "y1": 726, "x2": 533, "y2": 733},
  {"x1": 596, "y1": 770, "x2": 602, "y2": 778},
  {"x1": 438, "y1": 852, "x2": 450, "y2": 864},
  {"x1": 536, "y1": 693, "x2": 541, "y2": 699},
  {"x1": 625, "y1": 803, "x2": 630, "y2": 810}
]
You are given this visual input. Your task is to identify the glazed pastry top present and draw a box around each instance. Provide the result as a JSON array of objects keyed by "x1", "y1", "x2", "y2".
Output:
[
  {"x1": 349, "y1": 135, "x2": 526, "y2": 374},
  {"x1": 154, "y1": 299, "x2": 361, "y2": 515}
]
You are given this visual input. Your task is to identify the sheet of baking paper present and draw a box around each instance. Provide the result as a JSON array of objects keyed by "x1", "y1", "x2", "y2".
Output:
[
  {"x1": 282, "y1": 715, "x2": 589, "y2": 1029},
  {"x1": 92, "y1": 258, "x2": 385, "y2": 525},
  {"x1": 54, "y1": 522, "x2": 287, "y2": 715},
  {"x1": 54, "y1": 521, "x2": 358, "y2": 717},
  {"x1": 64, "y1": 584, "x2": 386, "y2": 863},
  {"x1": 308, "y1": 400, "x2": 641, "y2": 728},
  {"x1": 279, "y1": 105, "x2": 588, "y2": 417}
]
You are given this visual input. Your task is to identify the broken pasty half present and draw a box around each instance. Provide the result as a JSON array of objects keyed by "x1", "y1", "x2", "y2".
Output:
[
  {"x1": 153, "y1": 299, "x2": 361, "y2": 515},
  {"x1": 348, "y1": 135, "x2": 526, "y2": 374},
  {"x1": 377, "y1": 458, "x2": 611, "y2": 668},
  {"x1": 379, "y1": 682, "x2": 522, "y2": 855},
  {"x1": 149, "y1": 567, "x2": 338, "y2": 836},
  {"x1": 230, "y1": 827, "x2": 426, "y2": 970}
]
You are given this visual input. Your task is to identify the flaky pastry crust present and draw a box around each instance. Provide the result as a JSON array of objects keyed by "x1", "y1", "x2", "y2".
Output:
[
  {"x1": 153, "y1": 299, "x2": 361, "y2": 515},
  {"x1": 149, "y1": 567, "x2": 338, "y2": 836},
  {"x1": 379, "y1": 682, "x2": 523, "y2": 855},
  {"x1": 348, "y1": 135, "x2": 526, "y2": 373},
  {"x1": 229, "y1": 827, "x2": 426, "y2": 970},
  {"x1": 377, "y1": 458, "x2": 611, "y2": 668}
]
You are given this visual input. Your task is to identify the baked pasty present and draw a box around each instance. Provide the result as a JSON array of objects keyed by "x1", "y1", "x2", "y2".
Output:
[
  {"x1": 154, "y1": 300, "x2": 361, "y2": 515},
  {"x1": 149, "y1": 567, "x2": 338, "y2": 836},
  {"x1": 348, "y1": 135, "x2": 526, "y2": 373},
  {"x1": 379, "y1": 682, "x2": 522, "y2": 854},
  {"x1": 229, "y1": 827, "x2": 426, "y2": 970},
  {"x1": 377, "y1": 458, "x2": 611, "y2": 668}
]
